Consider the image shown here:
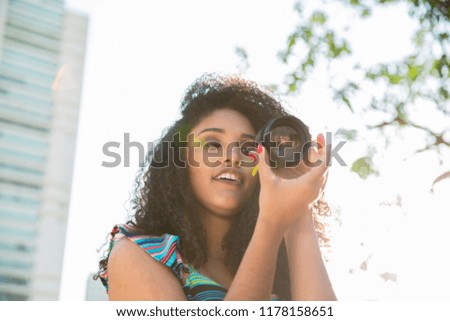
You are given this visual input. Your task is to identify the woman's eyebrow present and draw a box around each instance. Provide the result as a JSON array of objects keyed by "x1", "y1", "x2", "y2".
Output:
[
  {"x1": 198, "y1": 128, "x2": 255, "y2": 140},
  {"x1": 241, "y1": 133, "x2": 256, "y2": 140}
]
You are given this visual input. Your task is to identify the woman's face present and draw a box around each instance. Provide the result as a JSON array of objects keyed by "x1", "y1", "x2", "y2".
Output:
[{"x1": 186, "y1": 108, "x2": 258, "y2": 218}]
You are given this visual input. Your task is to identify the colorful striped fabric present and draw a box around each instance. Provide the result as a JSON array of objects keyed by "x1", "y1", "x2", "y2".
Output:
[{"x1": 100, "y1": 224, "x2": 279, "y2": 301}]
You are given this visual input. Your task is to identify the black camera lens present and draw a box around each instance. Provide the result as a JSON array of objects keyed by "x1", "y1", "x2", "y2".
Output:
[{"x1": 255, "y1": 115, "x2": 311, "y2": 177}]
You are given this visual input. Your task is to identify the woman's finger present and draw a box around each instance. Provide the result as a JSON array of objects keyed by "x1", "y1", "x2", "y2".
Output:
[
  {"x1": 299, "y1": 135, "x2": 330, "y2": 185},
  {"x1": 317, "y1": 133, "x2": 326, "y2": 158},
  {"x1": 250, "y1": 144, "x2": 274, "y2": 184}
]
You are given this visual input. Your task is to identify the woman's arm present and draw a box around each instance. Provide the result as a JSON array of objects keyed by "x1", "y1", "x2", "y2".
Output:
[
  {"x1": 284, "y1": 211, "x2": 337, "y2": 300},
  {"x1": 225, "y1": 141, "x2": 332, "y2": 300},
  {"x1": 223, "y1": 216, "x2": 285, "y2": 300},
  {"x1": 283, "y1": 134, "x2": 336, "y2": 300}
]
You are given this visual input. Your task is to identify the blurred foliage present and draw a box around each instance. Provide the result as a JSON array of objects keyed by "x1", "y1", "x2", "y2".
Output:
[
  {"x1": 235, "y1": 46, "x2": 250, "y2": 73},
  {"x1": 246, "y1": 0, "x2": 450, "y2": 179},
  {"x1": 351, "y1": 156, "x2": 379, "y2": 179}
]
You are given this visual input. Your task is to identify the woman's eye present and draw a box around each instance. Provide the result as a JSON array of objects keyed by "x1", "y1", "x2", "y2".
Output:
[
  {"x1": 240, "y1": 142, "x2": 258, "y2": 156},
  {"x1": 204, "y1": 141, "x2": 222, "y2": 149}
]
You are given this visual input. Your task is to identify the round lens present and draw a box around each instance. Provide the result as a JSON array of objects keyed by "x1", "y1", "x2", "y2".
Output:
[
  {"x1": 255, "y1": 115, "x2": 311, "y2": 178},
  {"x1": 269, "y1": 125, "x2": 302, "y2": 166}
]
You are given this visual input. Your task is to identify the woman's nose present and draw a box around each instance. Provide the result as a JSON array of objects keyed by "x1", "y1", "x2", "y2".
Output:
[{"x1": 224, "y1": 141, "x2": 242, "y2": 166}]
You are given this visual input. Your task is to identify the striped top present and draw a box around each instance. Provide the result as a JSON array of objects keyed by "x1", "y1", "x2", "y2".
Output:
[{"x1": 100, "y1": 224, "x2": 279, "y2": 301}]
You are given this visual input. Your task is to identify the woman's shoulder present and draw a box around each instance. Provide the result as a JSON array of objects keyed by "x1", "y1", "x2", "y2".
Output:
[
  {"x1": 103, "y1": 224, "x2": 187, "y2": 300},
  {"x1": 104, "y1": 224, "x2": 184, "y2": 270},
  {"x1": 107, "y1": 237, "x2": 187, "y2": 300},
  {"x1": 108, "y1": 237, "x2": 159, "y2": 278},
  {"x1": 107, "y1": 236, "x2": 175, "y2": 278},
  {"x1": 109, "y1": 223, "x2": 176, "y2": 246},
  {"x1": 110, "y1": 224, "x2": 183, "y2": 267}
]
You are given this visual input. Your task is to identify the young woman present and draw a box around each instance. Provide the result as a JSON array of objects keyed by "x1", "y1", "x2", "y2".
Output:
[{"x1": 96, "y1": 73, "x2": 336, "y2": 301}]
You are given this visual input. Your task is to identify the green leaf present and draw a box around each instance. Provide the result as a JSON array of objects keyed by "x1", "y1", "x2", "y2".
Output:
[
  {"x1": 288, "y1": 82, "x2": 297, "y2": 92},
  {"x1": 361, "y1": 8, "x2": 372, "y2": 17},
  {"x1": 439, "y1": 33, "x2": 449, "y2": 41},
  {"x1": 347, "y1": 82, "x2": 359, "y2": 91},
  {"x1": 365, "y1": 70, "x2": 378, "y2": 80},
  {"x1": 432, "y1": 56, "x2": 449, "y2": 78},
  {"x1": 299, "y1": 26, "x2": 313, "y2": 42},
  {"x1": 301, "y1": 50, "x2": 315, "y2": 72},
  {"x1": 390, "y1": 75, "x2": 402, "y2": 84},
  {"x1": 413, "y1": 28, "x2": 426, "y2": 46},
  {"x1": 438, "y1": 87, "x2": 449, "y2": 99},
  {"x1": 334, "y1": 90, "x2": 354, "y2": 113},
  {"x1": 335, "y1": 128, "x2": 358, "y2": 140},
  {"x1": 351, "y1": 157, "x2": 377, "y2": 179},
  {"x1": 325, "y1": 31, "x2": 351, "y2": 58},
  {"x1": 382, "y1": 69, "x2": 403, "y2": 84},
  {"x1": 407, "y1": 66, "x2": 420, "y2": 81},
  {"x1": 342, "y1": 95, "x2": 353, "y2": 111},
  {"x1": 311, "y1": 11, "x2": 327, "y2": 25},
  {"x1": 288, "y1": 33, "x2": 297, "y2": 49}
]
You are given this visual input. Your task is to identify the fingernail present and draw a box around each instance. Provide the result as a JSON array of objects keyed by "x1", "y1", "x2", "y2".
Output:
[
  {"x1": 317, "y1": 133, "x2": 325, "y2": 148},
  {"x1": 249, "y1": 153, "x2": 257, "y2": 162},
  {"x1": 252, "y1": 165, "x2": 259, "y2": 176},
  {"x1": 257, "y1": 144, "x2": 262, "y2": 154}
]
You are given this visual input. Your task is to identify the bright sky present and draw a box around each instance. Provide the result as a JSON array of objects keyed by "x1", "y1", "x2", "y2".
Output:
[{"x1": 60, "y1": 0, "x2": 450, "y2": 300}]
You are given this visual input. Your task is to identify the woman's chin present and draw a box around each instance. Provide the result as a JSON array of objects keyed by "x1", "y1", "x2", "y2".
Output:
[{"x1": 208, "y1": 201, "x2": 246, "y2": 218}]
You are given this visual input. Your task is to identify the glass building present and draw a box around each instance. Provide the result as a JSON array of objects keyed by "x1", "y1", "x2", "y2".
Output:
[{"x1": 0, "y1": 0, "x2": 87, "y2": 300}]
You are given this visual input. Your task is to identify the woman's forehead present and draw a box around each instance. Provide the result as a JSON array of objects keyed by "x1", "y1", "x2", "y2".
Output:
[{"x1": 191, "y1": 108, "x2": 256, "y2": 135}]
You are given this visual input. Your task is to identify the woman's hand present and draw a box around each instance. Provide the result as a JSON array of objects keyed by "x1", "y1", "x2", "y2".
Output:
[{"x1": 254, "y1": 133, "x2": 329, "y2": 231}]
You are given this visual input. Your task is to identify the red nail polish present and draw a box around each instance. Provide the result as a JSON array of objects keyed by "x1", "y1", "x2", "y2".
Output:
[
  {"x1": 257, "y1": 144, "x2": 262, "y2": 154},
  {"x1": 317, "y1": 133, "x2": 325, "y2": 149},
  {"x1": 249, "y1": 153, "x2": 257, "y2": 162}
]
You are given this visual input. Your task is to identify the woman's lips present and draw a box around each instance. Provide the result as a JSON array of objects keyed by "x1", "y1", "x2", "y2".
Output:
[{"x1": 213, "y1": 177, "x2": 241, "y2": 186}]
